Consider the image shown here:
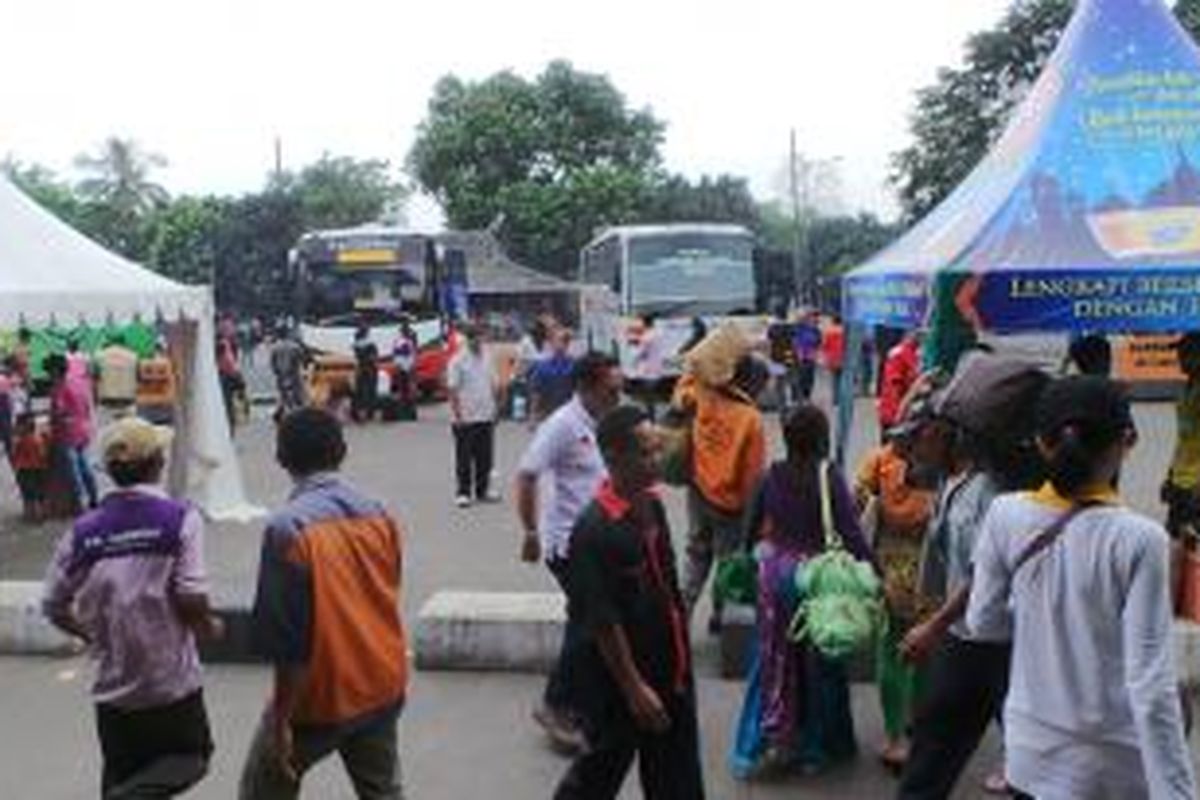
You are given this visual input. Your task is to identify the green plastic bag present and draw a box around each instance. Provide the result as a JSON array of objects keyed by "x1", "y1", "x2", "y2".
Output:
[
  {"x1": 714, "y1": 551, "x2": 757, "y2": 606},
  {"x1": 789, "y1": 461, "x2": 884, "y2": 660}
]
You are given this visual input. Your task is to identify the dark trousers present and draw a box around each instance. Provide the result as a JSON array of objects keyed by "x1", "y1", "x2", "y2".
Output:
[
  {"x1": 554, "y1": 687, "x2": 704, "y2": 800},
  {"x1": 353, "y1": 369, "x2": 378, "y2": 422},
  {"x1": 544, "y1": 557, "x2": 579, "y2": 713},
  {"x1": 897, "y1": 635, "x2": 1011, "y2": 800},
  {"x1": 96, "y1": 690, "x2": 213, "y2": 799},
  {"x1": 453, "y1": 422, "x2": 494, "y2": 499}
]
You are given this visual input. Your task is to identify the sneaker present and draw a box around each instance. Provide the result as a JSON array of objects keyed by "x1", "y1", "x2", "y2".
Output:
[
  {"x1": 477, "y1": 490, "x2": 503, "y2": 504},
  {"x1": 455, "y1": 495, "x2": 472, "y2": 508},
  {"x1": 533, "y1": 705, "x2": 586, "y2": 756}
]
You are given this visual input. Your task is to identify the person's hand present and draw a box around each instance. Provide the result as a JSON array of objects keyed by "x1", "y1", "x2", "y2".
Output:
[
  {"x1": 900, "y1": 619, "x2": 943, "y2": 664},
  {"x1": 626, "y1": 681, "x2": 670, "y2": 733},
  {"x1": 520, "y1": 532, "x2": 541, "y2": 564},
  {"x1": 201, "y1": 614, "x2": 226, "y2": 642},
  {"x1": 272, "y1": 712, "x2": 298, "y2": 784}
]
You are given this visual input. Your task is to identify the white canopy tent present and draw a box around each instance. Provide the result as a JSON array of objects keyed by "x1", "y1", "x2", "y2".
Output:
[{"x1": 0, "y1": 176, "x2": 257, "y2": 521}]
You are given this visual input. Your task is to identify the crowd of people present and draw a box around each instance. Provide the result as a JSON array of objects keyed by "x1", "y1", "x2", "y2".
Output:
[
  {"x1": 0, "y1": 328, "x2": 177, "y2": 523},
  {"x1": 7, "y1": 313, "x2": 1200, "y2": 799}
]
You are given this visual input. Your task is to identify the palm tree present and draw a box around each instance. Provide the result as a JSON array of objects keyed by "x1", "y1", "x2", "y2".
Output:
[{"x1": 74, "y1": 137, "x2": 169, "y2": 217}]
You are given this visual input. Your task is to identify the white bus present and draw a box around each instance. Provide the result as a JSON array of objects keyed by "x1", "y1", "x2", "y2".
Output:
[{"x1": 578, "y1": 223, "x2": 766, "y2": 378}]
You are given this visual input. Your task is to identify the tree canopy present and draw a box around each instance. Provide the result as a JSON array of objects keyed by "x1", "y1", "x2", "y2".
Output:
[
  {"x1": 408, "y1": 61, "x2": 760, "y2": 276},
  {"x1": 892, "y1": 0, "x2": 1200, "y2": 223}
]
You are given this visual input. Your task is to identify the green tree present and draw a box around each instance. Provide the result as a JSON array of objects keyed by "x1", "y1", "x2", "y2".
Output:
[
  {"x1": 892, "y1": 0, "x2": 1200, "y2": 223},
  {"x1": 274, "y1": 154, "x2": 408, "y2": 230},
  {"x1": 642, "y1": 174, "x2": 759, "y2": 227},
  {"x1": 408, "y1": 61, "x2": 665, "y2": 275},
  {"x1": 142, "y1": 196, "x2": 230, "y2": 285},
  {"x1": 3, "y1": 159, "x2": 89, "y2": 227},
  {"x1": 74, "y1": 137, "x2": 169, "y2": 216}
]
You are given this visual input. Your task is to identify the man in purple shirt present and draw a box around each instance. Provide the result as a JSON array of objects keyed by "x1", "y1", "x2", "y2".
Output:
[{"x1": 43, "y1": 417, "x2": 223, "y2": 798}]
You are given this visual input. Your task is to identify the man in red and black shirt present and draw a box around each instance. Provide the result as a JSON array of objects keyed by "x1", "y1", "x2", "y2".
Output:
[{"x1": 554, "y1": 405, "x2": 704, "y2": 800}]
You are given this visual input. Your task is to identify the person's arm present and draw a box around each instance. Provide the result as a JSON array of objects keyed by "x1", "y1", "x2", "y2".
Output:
[
  {"x1": 736, "y1": 415, "x2": 767, "y2": 509},
  {"x1": 741, "y1": 476, "x2": 768, "y2": 550},
  {"x1": 171, "y1": 509, "x2": 224, "y2": 641},
  {"x1": 594, "y1": 623, "x2": 669, "y2": 733},
  {"x1": 901, "y1": 583, "x2": 970, "y2": 664},
  {"x1": 1121, "y1": 532, "x2": 1198, "y2": 798},
  {"x1": 446, "y1": 360, "x2": 463, "y2": 423},
  {"x1": 515, "y1": 473, "x2": 541, "y2": 563},
  {"x1": 250, "y1": 520, "x2": 315, "y2": 778},
  {"x1": 41, "y1": 529, "x2": 88, "y2": 642},
  {"x1": 963, "y1": 503, "x2": 1014, "y2": 643}
]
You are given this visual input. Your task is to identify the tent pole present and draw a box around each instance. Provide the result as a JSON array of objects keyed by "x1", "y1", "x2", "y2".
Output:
[{"x1": 835, "y1": 321, "x2": 863, "y2": 466}]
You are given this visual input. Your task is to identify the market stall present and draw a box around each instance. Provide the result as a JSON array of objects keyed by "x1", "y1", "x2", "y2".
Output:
[{"x1": 0, "y1": 176, "x2": 256, "y2": 520}]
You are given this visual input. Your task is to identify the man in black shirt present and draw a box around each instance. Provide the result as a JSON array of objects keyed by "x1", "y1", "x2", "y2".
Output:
[{"x1": 554, "y1": 405, "x2": 705, "y2": 800}]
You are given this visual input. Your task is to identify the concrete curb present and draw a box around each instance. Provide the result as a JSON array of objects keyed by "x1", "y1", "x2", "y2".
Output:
[
  {"x1": 0, "y1": 582, "x2": 81, "y2": 656},
  {"x1": 415, "y1": 591, "x2": 564, "y2": 672}
]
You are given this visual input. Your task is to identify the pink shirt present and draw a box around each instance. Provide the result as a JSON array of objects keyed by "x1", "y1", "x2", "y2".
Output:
[{"x1": 51, "y1": 379, "x2": 94, "y2": 448}]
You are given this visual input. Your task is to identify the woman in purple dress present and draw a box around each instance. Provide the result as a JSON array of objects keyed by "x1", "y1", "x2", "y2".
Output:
[{"x1": 733, "y1": 403, "x2": 875, "y2": 777}]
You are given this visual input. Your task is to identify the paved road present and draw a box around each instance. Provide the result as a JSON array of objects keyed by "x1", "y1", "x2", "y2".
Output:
[{"x1": 0, "y1": 377, "x2": 1186, "y2": 798}]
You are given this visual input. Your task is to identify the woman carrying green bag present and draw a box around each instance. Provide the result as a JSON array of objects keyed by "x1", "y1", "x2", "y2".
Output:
[{"x1": 731, "y1": 404, "x2": 877, "y2": 777}]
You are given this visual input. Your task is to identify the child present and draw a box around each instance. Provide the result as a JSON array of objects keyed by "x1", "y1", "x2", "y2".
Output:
[
  {"x1": 42, "y1": 417, "x2": 223, "y2": 798},
  {"x1": 11, "y1": 412, "x2": 48, "y2": 521}
]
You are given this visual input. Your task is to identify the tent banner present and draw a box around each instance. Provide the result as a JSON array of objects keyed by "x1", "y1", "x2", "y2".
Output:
[
  {"x1": 963, "y1": 268, "x2": 1200, "y2": 333},
  {"x1": 842, "y1": 273, "x2": 929, "y2": 328}
]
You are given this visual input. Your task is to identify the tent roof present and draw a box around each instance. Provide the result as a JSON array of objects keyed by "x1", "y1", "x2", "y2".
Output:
[
  {"x1": 0, "y1": 176, "x2": 205, "y2": 327},
  {"x1": 846, "y1": 0, "x2": 1200, "y2": 334}
]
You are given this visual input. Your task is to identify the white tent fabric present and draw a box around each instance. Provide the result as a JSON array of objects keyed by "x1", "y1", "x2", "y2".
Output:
[{"x1": 0, "y1": 176, "x2": 258, "y2": 521}]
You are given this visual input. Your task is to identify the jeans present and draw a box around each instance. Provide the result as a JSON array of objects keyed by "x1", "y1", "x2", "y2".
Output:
[
  {"x1": 896, "y1": 635, "x2": 1011, "y2": 800},
  {"x1": 66, "y1": 444, "x2": 99, "y2": 509},
  {"x1": 453, "y1": 422, "x2": 495, "y2": 499},
  {"x1": 239, "y1": 708, "x2": 403, "y2": 800}
]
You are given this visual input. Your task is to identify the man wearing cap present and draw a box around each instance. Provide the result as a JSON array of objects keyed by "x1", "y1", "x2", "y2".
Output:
[
  {"x1": 1163, "y1": 332, "x2": 1200, "y2": 542},
  {"x1": 42, "y1": 417, "x2": 222, "y2": 799}
]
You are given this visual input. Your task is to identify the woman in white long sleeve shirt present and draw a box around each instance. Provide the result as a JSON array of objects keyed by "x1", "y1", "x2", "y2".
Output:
[{"x1": 967, "y1": 376, "x2": 1196, "y2": 800}]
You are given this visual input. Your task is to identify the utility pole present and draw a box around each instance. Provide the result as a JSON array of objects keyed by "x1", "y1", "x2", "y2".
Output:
[
  {"x1": 789, "y1": 129, "x2": 803, "y2": 313},
  {"x1": 273, "y1": 136, "x2": 283, "y2": 182}
]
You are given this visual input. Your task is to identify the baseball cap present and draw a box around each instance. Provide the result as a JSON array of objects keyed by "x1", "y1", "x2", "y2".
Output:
[
  {"x1": 100, "y1": 417, "x2": 174, "y2": 465},
  {"x1": 1035, "y1": 376, "x2": 1134, "y2": 440}
]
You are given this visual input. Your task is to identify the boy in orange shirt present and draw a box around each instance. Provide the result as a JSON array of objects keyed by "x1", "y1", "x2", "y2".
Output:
[{"x1": 11, "y1": 412, "x2": 49, "y2": 521}]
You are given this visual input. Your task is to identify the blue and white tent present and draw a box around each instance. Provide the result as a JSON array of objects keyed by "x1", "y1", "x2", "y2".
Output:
[{"x1": 845, "y1": 0, "x2": 1200, "y2": 336}]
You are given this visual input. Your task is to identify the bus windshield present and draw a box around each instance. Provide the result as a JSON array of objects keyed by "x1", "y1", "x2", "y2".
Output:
[
  {"x1": 627, "y1": 232, "x2": 755, "y2": 316},
  {"x1": 294, "y1": 231, "x2": 432, "y2": 326}
]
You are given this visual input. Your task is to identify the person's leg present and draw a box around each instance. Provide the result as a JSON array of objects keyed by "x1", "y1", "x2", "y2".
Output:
[
  {"x1": 878, "y1": 620, "x2": 912, "y2": 755},
  {"x1": 338, "y1": 712, "x2": 404, "y2": 800},
  {"x1": 98, "y1": 691, "x2": 214, "y2": 800},
  {"x1": 637, "y1": 689, "x2": 705, "y2": 800},
  {"x1": 474, "y1": 422, "x2": 495, "y2": 499},
  {"x1": 553, "y1": 731, "x2": 636, "y2": 800},
  {"x1": 799, "y1": 360, "x2": 817, "y2": 401},
  {"x1": 681, "y1": 489, "x2": 716, "y2": 618},
  {"x1": 543, "y1": 557, "x2": 577, "y2": 714},
  {"x1": 452, "y1": 425, "x2": 471, "y2": 500},
  {"x1": 897, "y1": 637, "x2": 1010, "y2": 800},
  {"x1": 238, "y1": 715, "x2": 335, "y2": 800},
  {"x1": 75, "y1": 445, "x2": 99, "y2": 508}
]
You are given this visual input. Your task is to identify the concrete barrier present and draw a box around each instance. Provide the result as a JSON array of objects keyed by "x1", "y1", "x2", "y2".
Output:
[
  {"x1": 416, "y1": 591, "x2": 564, "y2": 672},
  {"x1": 0, "y1": 582, "x2": 81, "y2": 656}
]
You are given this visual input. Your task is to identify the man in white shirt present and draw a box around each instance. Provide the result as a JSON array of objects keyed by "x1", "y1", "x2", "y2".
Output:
[
  {"x1": 515, "y1": 352, "x2": 622, "y2": 753},
  {"x1": 446, "y1": 324, "x2": 501, "y2": 508}
]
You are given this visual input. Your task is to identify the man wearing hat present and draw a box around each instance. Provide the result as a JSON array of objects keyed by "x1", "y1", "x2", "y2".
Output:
[
  {"x1": 42, "y1": 417, "x2": 222, "y2": 799},
  {"x1": 1163, "y1": 331, "x2": 1200, "y2": 542}
]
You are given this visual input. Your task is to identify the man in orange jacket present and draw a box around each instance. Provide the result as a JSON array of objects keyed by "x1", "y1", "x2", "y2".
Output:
[{"x1": 674, "y1": 354, "x2": 768, "y2": 632}]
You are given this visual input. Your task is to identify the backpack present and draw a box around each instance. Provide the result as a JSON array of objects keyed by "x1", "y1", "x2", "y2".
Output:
[{"x1": 788, "y1": 461, "x2": 884, "y2": 660}]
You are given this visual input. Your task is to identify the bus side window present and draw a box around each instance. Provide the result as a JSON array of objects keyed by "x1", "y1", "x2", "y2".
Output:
[{"x1": 584, "y1": 236, "x2": 621, "y2": 297}]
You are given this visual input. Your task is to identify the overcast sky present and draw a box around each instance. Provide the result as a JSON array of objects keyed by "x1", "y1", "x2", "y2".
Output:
[{"x1": 0, "y1": 0, "x2": 1013, "y2": 227}]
